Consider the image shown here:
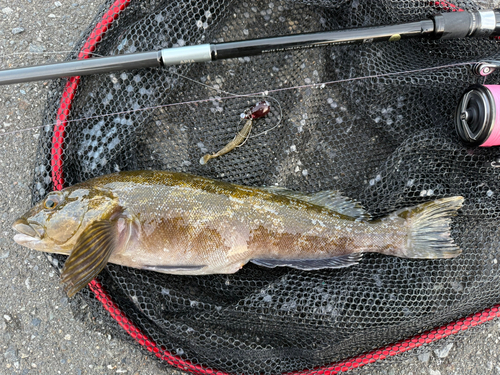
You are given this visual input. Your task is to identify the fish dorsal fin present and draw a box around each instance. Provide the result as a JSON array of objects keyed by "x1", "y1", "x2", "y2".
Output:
[
  {"x1": 61, "y1": 214, "x2": 135, "y2": 297},
  {"x1": 262, "y1": 187, "x2": 370, "y2": 220}
]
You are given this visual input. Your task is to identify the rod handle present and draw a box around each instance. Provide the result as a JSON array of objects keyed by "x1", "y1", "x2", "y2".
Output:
[{"x1": 433, "y1": 9, "x2": 500, "y2": 39}]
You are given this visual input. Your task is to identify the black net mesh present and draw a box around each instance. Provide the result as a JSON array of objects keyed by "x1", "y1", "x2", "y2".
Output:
[{"x1": 31, "y1": 0, "x2": 500, "y2": 373}]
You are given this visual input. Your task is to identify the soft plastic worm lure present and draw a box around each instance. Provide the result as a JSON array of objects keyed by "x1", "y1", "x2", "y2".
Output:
[{"x1": 199, "y1": 100, "x2": 270, "y2": 165}]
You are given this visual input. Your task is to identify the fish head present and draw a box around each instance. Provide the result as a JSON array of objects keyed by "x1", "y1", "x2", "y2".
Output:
[{"x1": 13, "y1": 186, "x2": 118, "y2": 254}]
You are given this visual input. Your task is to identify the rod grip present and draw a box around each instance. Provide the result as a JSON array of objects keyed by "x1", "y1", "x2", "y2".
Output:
[{"x1": 433, "y1": 10, "x2": 499, "y2": 40}]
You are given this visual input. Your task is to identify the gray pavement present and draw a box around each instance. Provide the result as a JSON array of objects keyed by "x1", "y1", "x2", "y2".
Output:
[{"x1": 0, "y1": 1, "x2": 498, "y2": 374}]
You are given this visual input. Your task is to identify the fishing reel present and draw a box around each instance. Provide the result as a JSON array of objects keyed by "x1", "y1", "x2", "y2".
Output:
[{"x1": 455, "y1": 61, "x2": 500, "y2": 147}]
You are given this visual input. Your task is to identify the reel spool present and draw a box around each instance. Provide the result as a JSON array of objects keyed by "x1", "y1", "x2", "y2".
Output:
[{"x1": 455, "y1": 84, "x2": 500, "y2": 147}]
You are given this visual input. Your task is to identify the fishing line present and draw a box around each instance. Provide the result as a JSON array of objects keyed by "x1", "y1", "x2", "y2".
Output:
[
  {"x1": 236, "y1": 125, "x2": 252, "y2": 147},
  {"x1": 169, "y1": 69, "x2": 283, "y2": 139},
  {"x1": 0, "y1": 61, "x2": 478, "y2": 138}
]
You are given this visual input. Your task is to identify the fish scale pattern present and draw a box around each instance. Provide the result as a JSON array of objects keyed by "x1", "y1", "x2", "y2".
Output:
[{"x1": 32, "y1": 0, "x2": 500, "y2": 373}]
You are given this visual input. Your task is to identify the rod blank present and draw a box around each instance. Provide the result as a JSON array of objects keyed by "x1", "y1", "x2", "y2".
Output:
[
  {"x1": 0, "y1": 51, "x2": 162, "y2": 85},
  {"x1": 1, "y1": 9, "x2": 499, "y2": 86}
]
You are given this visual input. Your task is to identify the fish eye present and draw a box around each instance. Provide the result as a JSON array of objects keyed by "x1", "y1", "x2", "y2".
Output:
[{"x1": 44, "y1": 195, "x2": 60, "y2": 210}]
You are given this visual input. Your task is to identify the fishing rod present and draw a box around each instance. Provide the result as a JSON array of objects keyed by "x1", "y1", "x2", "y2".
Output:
[{"x1": 1, "y1": 9, "x2": 500, "y2": 85}]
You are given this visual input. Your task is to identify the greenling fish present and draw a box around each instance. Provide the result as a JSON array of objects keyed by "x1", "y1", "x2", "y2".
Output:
[{"x1": 13, "y1": 170, "x2": 464, "y2": 297}]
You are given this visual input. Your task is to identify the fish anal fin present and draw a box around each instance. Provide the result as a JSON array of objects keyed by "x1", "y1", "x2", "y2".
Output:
[
  {"x1": 142, "y1": 265, "x2": 207, "y2": 273},
  {"x1": 262, "y1": 187, "x2": 370, "y2": 220},
  {"x1": 250, "y1": 253, "x2": 362, "y2": 270},
  {"x1": 61, "y1": 219, "x2": 122, "y2": 297}
]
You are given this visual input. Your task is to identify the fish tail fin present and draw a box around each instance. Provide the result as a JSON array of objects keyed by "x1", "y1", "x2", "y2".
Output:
[{"x1": 397, "y1": 196, "x2": 464, "y2": 259}]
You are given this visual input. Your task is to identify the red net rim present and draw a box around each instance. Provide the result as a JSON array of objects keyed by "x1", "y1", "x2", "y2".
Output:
[{"x1": 49, "y1": 0, "x2": 499, "y2": 373}]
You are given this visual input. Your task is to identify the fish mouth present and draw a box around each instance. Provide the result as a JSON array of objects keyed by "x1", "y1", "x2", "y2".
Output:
[
  {"x1": 13, "y1": 218, "x2": 39, "y2": 237},
  {"x1": 13, "y1": 217, "x2": 69, "y2": 254},
  {"x1": 12, "y1": 218, "x2": 45, "y2": 247}
]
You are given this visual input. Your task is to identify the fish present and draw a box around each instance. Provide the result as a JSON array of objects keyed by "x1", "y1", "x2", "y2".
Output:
[{"x1": 12, "y1": 170, "x2": 464, "y2": 297}]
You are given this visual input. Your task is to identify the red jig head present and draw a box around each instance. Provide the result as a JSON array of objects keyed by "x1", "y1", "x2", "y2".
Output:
[{"x1": 242, "y1": 100, "x2": 271, "y2": 120}]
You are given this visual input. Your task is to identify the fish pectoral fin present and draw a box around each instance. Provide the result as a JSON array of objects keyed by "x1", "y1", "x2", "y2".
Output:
[
  {"x1": 141, "y1": 265, "x2": 207, "y2": 273},
  {"x1": 261, "y1": 187, "x2": 370, "y2": 220},
  {"x1": 61, "y1": 220, "x2": 118, "y2": 297},
  {"x1": 250, "y1": 254, "x2": 363, "y2": 270}
]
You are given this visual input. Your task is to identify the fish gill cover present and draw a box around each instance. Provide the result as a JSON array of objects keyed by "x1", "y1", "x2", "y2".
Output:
[{"x1": 31, "y1": 0, "x2": 500, "y2": 373}]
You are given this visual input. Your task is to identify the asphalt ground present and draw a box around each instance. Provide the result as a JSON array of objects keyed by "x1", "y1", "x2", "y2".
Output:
[{"x1": 0, "y1": 1, "x2": 499, "y2": 375}]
